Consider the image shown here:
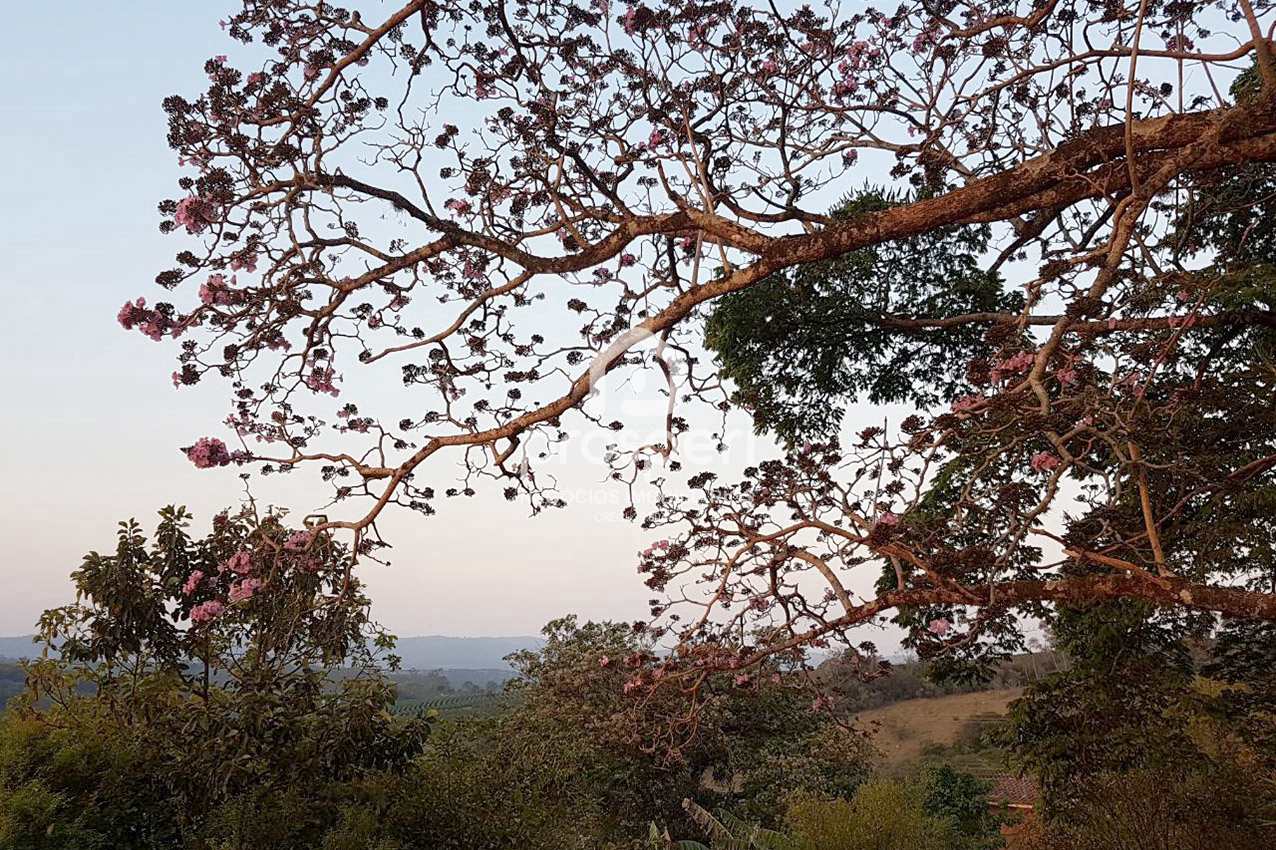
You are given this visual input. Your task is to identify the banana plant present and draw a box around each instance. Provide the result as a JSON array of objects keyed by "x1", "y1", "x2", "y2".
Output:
[{"x1": 647, "y1": 799, "x2": 801, "y2": 850}]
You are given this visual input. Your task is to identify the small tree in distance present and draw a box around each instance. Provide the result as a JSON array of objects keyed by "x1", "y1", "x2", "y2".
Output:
[{"x1": 7, "y1": 506, "x2": 427, "y2": 847}]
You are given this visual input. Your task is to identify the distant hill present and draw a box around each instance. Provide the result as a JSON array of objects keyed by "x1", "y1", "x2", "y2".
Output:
[
  {"x1": 0, "y1": 633, "x2": 543, "y2": 670},
  {"x1": 392, "y1": 635, "x2": 543, "y2": 670},
  {"x1": 0, "y1": 635, "x2": 42, "y2": 661}
]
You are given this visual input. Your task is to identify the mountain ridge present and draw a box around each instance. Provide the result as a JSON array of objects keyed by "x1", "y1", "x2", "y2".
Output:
[{"x1": 0, "y1": 633, "x2": 544, "y2": 670}]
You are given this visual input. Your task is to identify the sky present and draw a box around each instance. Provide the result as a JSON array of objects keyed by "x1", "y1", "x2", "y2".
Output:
[{"x1": 0, "y1": 1, "x2": 912, "y2": 651}]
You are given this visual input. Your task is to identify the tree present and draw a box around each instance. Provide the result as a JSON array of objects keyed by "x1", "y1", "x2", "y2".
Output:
[
  {"x1": 381, "y1": 616, "x2": 872, "y2": 848},
  {"x1": 124, "y1": 1, "x2": 1276, "y2": 690},
  {"x1": 1, "y1": 507, "x2": 427, "y2": 849}
]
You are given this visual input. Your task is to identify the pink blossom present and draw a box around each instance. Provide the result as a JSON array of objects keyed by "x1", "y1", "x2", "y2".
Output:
[
  {"x1": 185, "y1": 436, "x2": 232, "y2": 469},
  {"x1": 174, "y1": 196, "x2": 216, "y2": 233},
  {"x1": 1030, "y1": 451, "x2": 1062, "y2": 473},
  {"x1": 760, "y1": 58, "x2": 779, "y2": 75},
  {"x1": 842, "y1": 149, "x2": 859, "y2": 167},
  {"x1": 228, "y1": 577, "x2": 262, "y2": 603},
  {"x1": 199, "y1": 273, "x2": 241, "y2": 306},
  {"x1": 246, "y1": 72, "x2": 265, "y2": 86},
  {"x1": 733, "y1": 673, "x2": 750, "y2": 687},
  {"x1": 182, "y1": 570, "x2": 205, "y2": 597},
  {"x1": 444, "y1": 198, "x2": 472, "y2": 215},
  {"x1": 951, "y1": 394, "x2": 984, "y2": 413},
  {"x1": 599, "y1": 655, "x2": 611, "y2": 668},
  {"x1": 621, "y1": 5, "x2": 640, "y2": 35},
  {"x1": 619, "y1": 253, "x2": 637, "y2": 267},
  {"x1": 117, "y1": 297, "x2": 179, "y2": 341},
  {"x1": 990, "y1": 350, "x2": 1036, "y2": 382},
  {"x1": 230, "y1": 254, "x2": 257, "y2": 273},
  {"x1": 212, "y1": 55, "x2": 228, "y2": 65},
  {"x1": 191, "y1": 600, "x2": 225, "y2": 624},
  {"x1": 647, "y1": 128, "x2": 666, "y2": 148},
  {"x1": 117, "y1": 297, "x2": 146, "y2": 329},
  {"x1": 877, "y1": 512, "x2": 900, "y2": 527},
  {"x1": 284, "y1": 529, "x2": 314, "y2": 552},
  {"x1": 927, "y1": 618, "x2": 951, "y2": 636},
  {"x1": 220, "y1": 549, "x2": 254, "y2": 576},
  {"x1": 305, "y1": 366, "x2": 340, "y2": 396}
]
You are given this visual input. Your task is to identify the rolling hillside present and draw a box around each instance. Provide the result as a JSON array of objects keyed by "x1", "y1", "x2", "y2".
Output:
[{"x1": 856, "y1": 688, "x2": 1021, "y2": 769}]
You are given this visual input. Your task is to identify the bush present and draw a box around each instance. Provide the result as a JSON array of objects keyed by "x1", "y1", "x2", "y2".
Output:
[
  {"x1": 1043, "y1": 766, "x2": 1274, "y2": 850},
  {"x1": 785, "y1": 781, "x2": 955, "y2": 850}
]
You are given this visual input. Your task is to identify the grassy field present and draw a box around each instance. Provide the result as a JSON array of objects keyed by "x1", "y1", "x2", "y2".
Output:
[{"x1": 855, "y1": 687, "x2": 1021, "y2": 769}]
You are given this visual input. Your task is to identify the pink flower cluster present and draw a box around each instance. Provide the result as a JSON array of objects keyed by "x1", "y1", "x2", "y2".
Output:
[
  {"x1": 220, "y1": 549, "x2": 253, "y2": 575},
  {"x1": 185, "y1": 437, "x2": 232, "y2": 469},
  {"x1": 928, "y1": 618, "x2": 951, "y2": 636},
  {"x1": 444, "y1": 198, "x2": 472, "y2": 215},
  {"x1": 832, "y1": 41, "x2": 879, "y2": 99},
  {"x1": 991, "y1": 350, "x2": 1036, "y2": 383},
  {"x1": 117, "y1": 297, "x2": 175, "y2": 341},
  {"x1": 174, "y1": 196, "x2": 216, "y2": 234},
  {"x1": 951, "y1": 394, "x2": 984, "y2": 413},
  {"x1": 199, "y1": 273, "x2": 241, "y2": 306},
  {"x1": 284, "y1": 529, "x2": 314, "y2": 551},
  {"x1": 641, "y1": 539, "x2": 671, "y2": 558},
  {"x1": 230, "y1": 253, "x2": 257, "y2": 273},
  {"x1": 621, "y1": 4, "x2": 640, "y2": 34},
  {"x1": 912, "y1": 23, "x2": 939, "y2": 53},
  {"x1": 305, "y1": 366, "x2": 340, "y2": 396},
  {"x1": 182, "y1": 570, "x2": 205, "y2": 596},
  {"x1": 228, "y1": 576, "x2": 262, "y2": 603},
  {"x1": 191, "y1": 599, "x2": 225, "y2": 624},
  {"x1": 877, "y1": 512, "x2": 900, "y2": 527},
  {"x1": 1030, "y1": 451, "x2": 1062, "y2": 473}
]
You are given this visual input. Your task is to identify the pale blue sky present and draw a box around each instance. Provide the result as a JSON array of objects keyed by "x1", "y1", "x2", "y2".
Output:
[
  {"x1": 0, "y1": 2, "x2": 911, "y2": 652},
  {"x1": 0, "y1": 2, "x2": 702, "y2": 641}
]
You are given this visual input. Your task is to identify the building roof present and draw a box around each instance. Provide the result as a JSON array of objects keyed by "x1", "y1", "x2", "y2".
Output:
[{"x1": 987, "y1": 774, "x2": 1038, "y2": 809}]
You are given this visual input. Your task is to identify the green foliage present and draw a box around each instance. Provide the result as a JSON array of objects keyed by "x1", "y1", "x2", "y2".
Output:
[
  {"x1": 1040, "y1": 766, "x2": 1274, "y2": 850},
  {"x1": 0, "y1": 507, "x2": 429, "y2": 850},
  {"x1": 1000, "y1": 601, "x2": 1199, "y2": 812},
  {"x1": 665, "y1": 768, "x2": 1004, "y2": 850},
  {"x1": 374, "y1": 616, "x2": 873, "y2": 849},
  {"x1": 783, "y1": 781, "x2": 956, "y2": 850},
  {"x1": 918, "y1": 765, "x2": 1003, "y2": 850},
  {"x1": 705, "y1": 190, "x2": 1017, "y2": 443}
]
